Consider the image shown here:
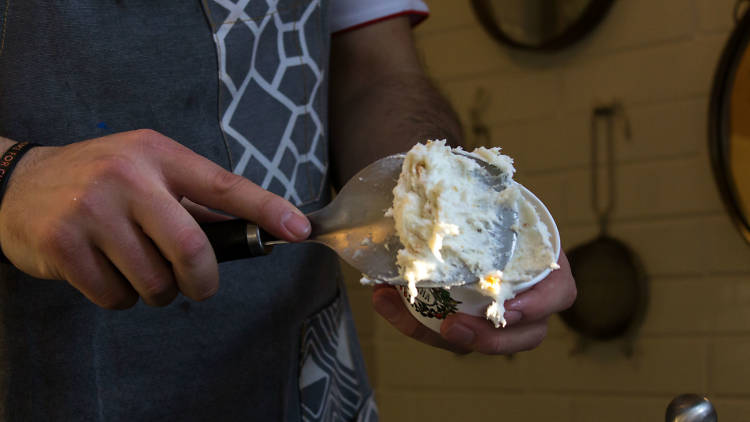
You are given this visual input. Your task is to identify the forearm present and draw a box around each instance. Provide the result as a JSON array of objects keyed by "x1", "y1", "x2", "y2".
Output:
[
  {"x1": 329, "y1": 72, "x2": 462, "y2": 187},
  {"x1": 328, "y1": 17, "x2": 462, "y2": 188}
]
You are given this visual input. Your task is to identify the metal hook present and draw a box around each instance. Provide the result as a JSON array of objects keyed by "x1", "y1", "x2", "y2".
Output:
[
  {"x1": 590, "y1": 101, "x2": 631, "y2": 235},
  {"x1": 594, "y1": 102, "x2": 631, "y2": 139}
]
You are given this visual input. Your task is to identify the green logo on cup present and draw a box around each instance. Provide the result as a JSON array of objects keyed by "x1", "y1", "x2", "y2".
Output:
[{"x1": 402, "y1": 287, "x2": 462, "y2": 320}]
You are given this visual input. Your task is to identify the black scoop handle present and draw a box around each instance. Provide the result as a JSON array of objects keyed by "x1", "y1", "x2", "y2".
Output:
[{"x1": 200, "y1": 219, "x2": 276, "y2": 262}]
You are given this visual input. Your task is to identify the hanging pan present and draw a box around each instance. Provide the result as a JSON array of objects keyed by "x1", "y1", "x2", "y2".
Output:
[{"x1": 559, "y1": 104, "x2": 649, "y2": 347}]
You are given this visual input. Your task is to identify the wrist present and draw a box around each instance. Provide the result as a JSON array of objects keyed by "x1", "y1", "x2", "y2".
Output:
[
  {"x1": 0, "y1": 141, "x2": 41, "y2": 264},
  {"x1": 0, "y1": 136, "x2": 17, "y2": 151}
]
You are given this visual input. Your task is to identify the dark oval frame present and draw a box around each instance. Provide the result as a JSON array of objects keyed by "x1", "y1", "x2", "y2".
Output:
[
  {"x1": 709, "y1": 8, "x2": 750, "y2": 245},
  {"x1": 470, "y1": 0, "x2": 617, "y2": 51}
]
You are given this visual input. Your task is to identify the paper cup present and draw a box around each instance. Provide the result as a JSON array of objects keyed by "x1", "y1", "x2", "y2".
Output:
[{"x1": 396, "y1": 185, "x2": 561, "y2": 333}]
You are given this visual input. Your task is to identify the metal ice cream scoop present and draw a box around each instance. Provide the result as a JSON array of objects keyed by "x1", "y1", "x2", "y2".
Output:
[{"x1": 200, "y1": 153, "x2": 518, "y2": 287}]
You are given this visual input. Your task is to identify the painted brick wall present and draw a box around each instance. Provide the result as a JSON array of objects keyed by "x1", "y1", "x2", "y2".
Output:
[{"x1": 344, "y1": 0, "x2": 750, "y2": 420}]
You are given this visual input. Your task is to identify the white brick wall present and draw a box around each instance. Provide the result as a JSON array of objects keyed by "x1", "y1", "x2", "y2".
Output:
[{"x1": 344, "y1": 0, "x2": 750, "y2": 420}]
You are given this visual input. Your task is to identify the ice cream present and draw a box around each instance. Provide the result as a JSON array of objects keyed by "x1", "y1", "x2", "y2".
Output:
[{"x1": 387, "y1": 140, "x2": 559, "y2": 327}]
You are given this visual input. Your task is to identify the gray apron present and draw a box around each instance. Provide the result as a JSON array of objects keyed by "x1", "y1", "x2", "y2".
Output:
[{"x1": 0, "y1": 1, "x2": 376, "y2": 420}]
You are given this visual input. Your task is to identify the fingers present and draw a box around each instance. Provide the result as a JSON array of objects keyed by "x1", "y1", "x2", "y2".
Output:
[
  {"x1": 158, "y1": 143, "x2": 310, "y2": 242},
  {"x1": 372, "y1": 253, "x2": 577, "y2": 355},
  {"x1": 372, "y1": 285, "x2": 550, "y2": 355},
  {"x1": 436, "y1": 253, "x2": 574, "y2": 354},
  {"x1": 131, "y1": 189, "x2": 219, "y2": 301},
  {"x1": 34, "y1": 203, "x2": 139, "y2": 309},
  {"x1": 61, "y1": 245, "x2": 139, "y2": 310},
  {"x1": 180, "y1": 197, "x2": 231, "y2": 223},
  {"x1": 505, "y1": 253, "x2": 577, "y2": 322},
  {"x1": 92, "y1": 219, "x2": 178, "y2": 307},
  {"x1": 372, "y1": 285, "x2": 471, "y2": 354},
  {"x1": 441, "y1": 313, "x2": 549, "y2": 355}
]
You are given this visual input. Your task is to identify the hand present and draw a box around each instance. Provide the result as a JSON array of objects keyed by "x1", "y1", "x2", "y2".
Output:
[
  {"x1": 0, "y1": 130, "x2": 311, "y2": 309},
  {"x1": 372, "y1": 253, "x2": 576, "y2": 354}
]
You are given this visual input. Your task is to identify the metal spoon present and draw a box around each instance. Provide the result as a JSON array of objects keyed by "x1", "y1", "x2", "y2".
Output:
[{"x1": 201, "y1": 153, "x2": 517, "y2": 287}]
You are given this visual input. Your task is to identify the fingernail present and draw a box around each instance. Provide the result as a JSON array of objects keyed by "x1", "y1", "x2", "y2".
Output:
[
  {"x1": 282, "y1": 211, "x2": 311, "y2": 239},
  {"x1": 373, "y1": 296, "x2": 400, "y2": 323},
  {"x1": 504, "y1": 310, "x2": 522, "y2": 326},
  {"x1": 444, "y1": 323, "x2": 476, "y2": 346},
  {"x1": 506, "y1": 297, "x2": 523, "y2": 311}
]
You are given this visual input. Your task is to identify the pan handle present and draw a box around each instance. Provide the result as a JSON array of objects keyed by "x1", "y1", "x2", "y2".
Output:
[{"x1": 591, "y1": 102, "x2": 631, "y2": 234}]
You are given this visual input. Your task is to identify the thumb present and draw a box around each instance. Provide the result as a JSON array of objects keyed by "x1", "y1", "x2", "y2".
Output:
[{"x1": 261, "y1": 197, "x2": 311, "y2": 241}]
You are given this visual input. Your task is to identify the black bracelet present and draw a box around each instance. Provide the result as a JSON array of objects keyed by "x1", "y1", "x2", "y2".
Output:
[{"x1": 0, "y1": 142, "x2": 39, "y2": 264}]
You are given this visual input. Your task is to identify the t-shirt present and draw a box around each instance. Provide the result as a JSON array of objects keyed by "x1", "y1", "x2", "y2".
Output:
[{"x1": 0, "y1": 0, "x2": 426, "y2": 420}]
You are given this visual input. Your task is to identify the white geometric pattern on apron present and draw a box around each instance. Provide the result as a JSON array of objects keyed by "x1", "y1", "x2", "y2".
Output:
[
  {"x1": 204, "y1": 0, "x2": 327, "y2": 205},
  {"x1": 299, "y1": 296, "x2": 378, "y2": 422}
]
